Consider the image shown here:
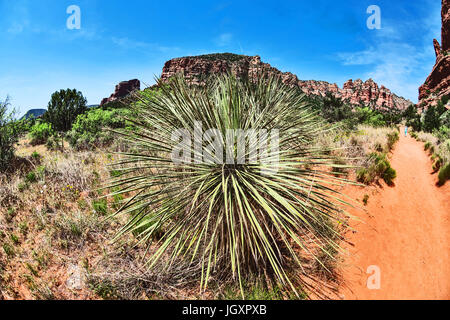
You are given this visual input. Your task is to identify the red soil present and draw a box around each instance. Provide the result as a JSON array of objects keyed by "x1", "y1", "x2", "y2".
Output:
[{"x1": 340, "y1": 132, "x2": 450, "y2": 300}]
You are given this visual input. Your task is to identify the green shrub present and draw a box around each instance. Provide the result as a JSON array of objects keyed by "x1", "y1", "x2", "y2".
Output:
[
  {"x1": 31, "y1": 151, "x2": 41, "y2": 160},
  {"x1": 67, "y1": 108, "x2": 133, "y2": 150},
  {"x1": 92, "y1": 199, "x2": 108, "y2": 215},
  {"x1": 18, "y1": 182, "x2": 28, "y2": 192},
  {"x1": 46, "y1": 135, "x2": 63, "y2": 151},
  {"x1": 0, "y1": 98, "x2": 25, "y2": 172},
  {"x1": 438, "y1": 163, "x2": 450, "y2": 186},
  {"x1": 2, "y1": 243, "x2": 15, "y2": 257},
  {"x1": 386, "y1": 131, "x2": 399, "y2": 151},
  {"x1": 362, "y1": 194, "x2": 369, "y2": 206},
  {"x1": 424, "y1": 142, "x2": 432, "y2": 151},
  {"x1": 25, "y1": 171, "x2": 37, "y2": 183},
  {"x1": 358, "y1": 152, "x2": 396, "y2": 185},
  {"x1": 29, "y1": 122, "x2": 54, "y2": 145},
  {"x1": 383, "y1": 167, "x2": 397, "y2": 186},
  {"x1": 432, "y1": 154, "x2": 443, "y2": 172}
]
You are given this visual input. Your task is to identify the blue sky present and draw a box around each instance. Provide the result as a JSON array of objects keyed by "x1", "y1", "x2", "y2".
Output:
[{"x1": 0, "y1": 0, "x2": 442, "y2": 116}]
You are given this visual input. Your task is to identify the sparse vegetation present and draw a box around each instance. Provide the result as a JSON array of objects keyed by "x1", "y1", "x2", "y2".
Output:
[
  {"x1": 29, "y1": 122, "x2": 54, "y2": 146},
  {"x1": 363, "y1": 194, "x2": 369, "y2": 206}
]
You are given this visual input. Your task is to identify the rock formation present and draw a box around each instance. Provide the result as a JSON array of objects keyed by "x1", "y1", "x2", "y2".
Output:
[
  {"x1": 419, "y1": 0, "x2": 450, "y2": 108},
  {"x1": 442, "y1": 0, "x2": 450, "y2": 52},
  {"x1": 100, "y1": 79, "x2": 141, "y2": 106},
  {"x1": 161, "y1": 53, "x2": 412, "y2": 111}
]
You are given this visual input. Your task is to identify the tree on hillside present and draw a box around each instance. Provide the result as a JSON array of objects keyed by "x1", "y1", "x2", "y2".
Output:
[
  {"x1": 403, "y1": 104, "x2": 422, "y2": 131},
  {"x1": 43, "y1": 89, "x2": 87, "y2": 132},
  {"x1": 321, "y1": 93, "x2": 353, "y2": 123},
  {"x1": 423, "y1": 106, "x2": 441, "y2": 133},
  {"x1": 0, "y1": 97, "x2": 25, "y2": 172}
]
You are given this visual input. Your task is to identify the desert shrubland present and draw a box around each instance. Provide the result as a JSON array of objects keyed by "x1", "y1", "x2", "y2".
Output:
[{"x1": 317, "y1": 124, "x2": 399, "y2": 185}]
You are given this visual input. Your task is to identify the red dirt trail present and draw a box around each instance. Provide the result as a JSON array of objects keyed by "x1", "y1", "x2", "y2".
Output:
[{"x1": 340, "y1": 132, "x2": 450, "y2": 300}]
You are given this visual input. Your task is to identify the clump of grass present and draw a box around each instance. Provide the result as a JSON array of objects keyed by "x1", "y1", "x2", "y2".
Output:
[
  {"x1": 53, "y1": 211, "x2": 103, "y2": 245},
  {"x1": 31, "y1": 151, "x2": 41, "y2": 160},
  {"x1": 6, "y1": 208, "x2": 16, "y2": 223},
  {"x1": 18, "y1": 182, "x2": 28, "y2": 192},
  {"x1": 431, "y1": 154, "x2": 443, "y2": 172},
  {"x1": 32, "y1": 249, "x2": 50, "y2": 268},
  {"x1": 386, "y1": 131, "x2": 399, "y2": 151},
  {"x1": 89, "y1": 279, "x2": 118, "y2": 300},
  {"x1": 9, "y1": 233, "x2": 19, "y2": 245},
  {"x1": 219, "y1": 280, "x2": 304, "y2": 300},
  {"x1": 25, "y1": 263, "x2": 39, "y2": 277},
  {"x1": 383, "y1": 166, "x2": 397, "y2": 186},
  {"x1": 357, "y1": 152, "x2": 396, "y2": 186},
  {"x1": 2, "y1": 243, "x2": 15, "y2": 257},
  {"x1": 92, "y1": 199, "x2": 108, "y2": 215},
  {"x1": 438, "y1": 163, "x2": 450, "y2": 186},
  {"x1": 362, "y1": 194, "x2": 369, "y2": 206},
  {"x1": 25, "y1": 171, "x2": 37, "y2": 183}
]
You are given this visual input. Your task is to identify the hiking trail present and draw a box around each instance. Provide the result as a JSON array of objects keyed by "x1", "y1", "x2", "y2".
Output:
[{"x1": 340, "y1": 131, "x2": 450, "y2": 300}]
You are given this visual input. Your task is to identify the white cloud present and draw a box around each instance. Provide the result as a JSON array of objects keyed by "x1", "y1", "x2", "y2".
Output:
[{"x1": 214, "y1": 33, "x2": 233, "y2": 47}]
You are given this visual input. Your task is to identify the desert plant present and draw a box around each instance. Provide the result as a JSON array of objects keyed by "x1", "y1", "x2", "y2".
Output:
[
  {"x1": 108, "y1": 75, "x2": 352, "y2": 296},
  {"x1": 357, "y1": 152, "x2": 396, "y2": 185},
  {"x1": 67, "y1": 108, "x2": 134, "y2": 150},
  {"x1": 29, "y1": 122, "x2": 54, "y2": 145},
  {"x1": 0, "y1": 98, "x2": 25, "y2": 172},
  {"x1": 438, "y1": 163, "x2": 450, "y2": 185},
  {"x1": 362, "y1": 194, "x2": 369, "y2": 206},
  {"x1": 386, "y1": 131, "x2": 399, "y2": 151}
]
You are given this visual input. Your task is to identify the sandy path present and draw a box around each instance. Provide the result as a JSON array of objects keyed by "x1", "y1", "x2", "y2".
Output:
[{"x1": 340, "y1": 131, "x2": 450, "y2": 300}]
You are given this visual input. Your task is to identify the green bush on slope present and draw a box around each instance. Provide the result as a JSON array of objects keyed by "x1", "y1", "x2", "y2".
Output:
[
  {"x1": 67, "y1": 108, "x2": 133, "y2": 150},
  {"x1": 29, "y1": 122, "x2": 54, "y2": 145}
]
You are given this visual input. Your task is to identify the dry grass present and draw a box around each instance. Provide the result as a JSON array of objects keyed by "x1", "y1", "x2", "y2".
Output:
[
  {"x1": 415, "y1": 132, "x2": 450, "y2": 164},
  {"x1": 1, "y1": 136, "x2": 350, "y2": 300},
  {"x1": 0, "y1": 139, "x2": 118, "y2": 299},
  {"x1": 317, "y1": 125, "x2": 399, "y2": 168}
]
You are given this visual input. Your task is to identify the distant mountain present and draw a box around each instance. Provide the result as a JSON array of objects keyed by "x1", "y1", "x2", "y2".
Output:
[
  {"x1": 21, "y1": 109, "x2": 46, "y2": 120},
  {"x1": 161, "y1": 53, "x2": 413, "y2": 111}
]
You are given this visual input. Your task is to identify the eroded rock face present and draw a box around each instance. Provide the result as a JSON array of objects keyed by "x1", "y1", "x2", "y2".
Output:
[
  {"x1": 419, "y1": 0, "x2": 450, "y2": 108},
  {"x1": 100, "y1": 79, "x2": 141, "y2": 106},
  {"x1": 161, "y1": 53, "x2": 412, "y2": 111},
  {"x1": 442, "y1": 0, "x2": 450, "y2": 52}
]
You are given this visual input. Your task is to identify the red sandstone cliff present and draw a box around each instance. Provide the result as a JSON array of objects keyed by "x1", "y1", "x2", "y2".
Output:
[
  {"x1": 100, "y1": 79, "x2": 141, "y2": 106},
  {"x1": 419, "y1": 0, "x2": 450, "y2": 108},
  {"x1": 161, "y1": 53, "x2": 412, "y2": 111}
]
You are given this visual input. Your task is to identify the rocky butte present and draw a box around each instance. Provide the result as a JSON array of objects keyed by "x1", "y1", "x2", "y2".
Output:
[
  {"x1": 100, "y1": 79, "x2": 141, "y2": 106},
  {"x1": 419, "y1": 0, "x2": 450, "y2": 108},
  {"x1": 161, "y1": 53, "x2": 412, "y2": 111}
]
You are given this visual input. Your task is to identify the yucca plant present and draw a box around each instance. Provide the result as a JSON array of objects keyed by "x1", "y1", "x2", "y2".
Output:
[{"x1": 107, "y1": 74, "x2": 351, "y2": 297}]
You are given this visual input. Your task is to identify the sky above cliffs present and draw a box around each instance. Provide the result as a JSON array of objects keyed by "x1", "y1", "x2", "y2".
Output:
[{"x1": 0, "y1": 0, "x2": 442, "y2": 116}]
